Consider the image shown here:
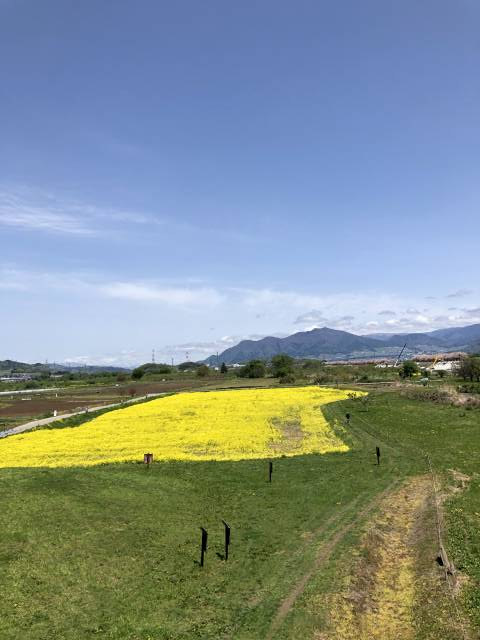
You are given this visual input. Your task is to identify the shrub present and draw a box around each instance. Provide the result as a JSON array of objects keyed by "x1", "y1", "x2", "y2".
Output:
[
  {"x1": 271, "y1": 354, "x2": 294, "y2": 378},
  {"x1": 178, "y1": 361, "x2": 202, "y2": 371},
  {"x1": 454, "y1": 356, "x2": 480, "y2": 382},
  {"x1": 196, "y1": 365, "x2": 210, "y2": 377},
  {"x1": 313, "y1": 373, "x2": 330, "y2": 385},
  {"x1": 237, "y1": 360, "x2": 266, "y2": 379},
  {"x1": 399, "y1": 361, "x2": 419, "y2": 378}
]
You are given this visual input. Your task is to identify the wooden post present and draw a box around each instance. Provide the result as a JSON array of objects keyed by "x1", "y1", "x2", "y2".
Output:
[
  {"x1": 200, "y1": 527, "x2": 208, "y2": 567},
  {"x1": 144, "y1": 452, "x2": 153, "y2": 465},
  {"x1": 222, "y1": 520, "x2": 231, "y2": 561},
  {"x1": 345, "y1": 413, "x2": 350, "y2": 425},
  {"x1": 268, "y1": 461, "x2": 273, "y2": 483},
  {"x1": 376, "y1": 446, "x2": 380, "y2": 465}
]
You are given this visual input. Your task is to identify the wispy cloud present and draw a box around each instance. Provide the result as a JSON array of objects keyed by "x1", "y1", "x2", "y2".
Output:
[
  {"x1": 0, "y1": 186, "x2": 258, "y2": 244},
  {"x1": 446, "y1": 289, "x2": 473, "y2": 298},
  {"x1": 0, "y1": 188, "x2": 150, "y2": 236},
  {"x1": 99, "y1": 282, "x2": 223, "y2": 306},
  {"x1": 0, "y1": 191, "x2": 94, "y2": 235},
  {"x1": 0, "y1": 266, "x2": 224, "y2": 309},
  {"x1": 294, "y1": 310, "x2": 328, "y2": 325},
  {"x1": 378, "y1": 309, "x2": 396, "y2": 316}
]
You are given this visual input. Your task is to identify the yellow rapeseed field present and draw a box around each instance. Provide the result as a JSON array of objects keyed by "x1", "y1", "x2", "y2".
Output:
[{"x1": 0, "y1": 386, "x2": 362, "y2": 468}]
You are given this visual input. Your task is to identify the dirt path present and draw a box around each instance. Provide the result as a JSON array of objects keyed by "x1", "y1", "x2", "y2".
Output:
[
  {"x1": 266, "y1": 481, "x2": 399, "y2": 640},
  {"x1": 325, "y1": 476, "x2": 430, "y2": 639},
  {"x1": 324, "y1": 475, "x2": 469, "y2": 640}
]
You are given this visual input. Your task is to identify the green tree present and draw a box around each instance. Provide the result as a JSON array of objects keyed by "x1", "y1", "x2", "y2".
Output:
[
  {"x1": 196, "y1": 365, "x2": 210, "y2": 377},
  {"x1": 279, "y1": 373, "x2": 296, "y2": 384},
  {"x1": 399, "y1": 360, "x2": 419, "y2": 378},
  {"x1": 220, "y1": 362, "x2": 228, "y2": 374},
  {"x1": 270, "y1": 354, "x2": 294, "y2": 378},
  {"x1": 237, "y1": 360, "x2": 266, "y2": 379},
  {"x1": 131, "y1": 367, "x2": 145, "y2": 380},
  {"x1": 455, "y1": 356, "x2": 480, "y2": 382},
  {"x1": 178, "y1": 361, "x2": 202, "y2": 371}
]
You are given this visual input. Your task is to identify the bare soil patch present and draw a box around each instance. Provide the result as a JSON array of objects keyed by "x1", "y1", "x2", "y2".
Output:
[{"x1": 269, "y1": 412, "x2": 304, "y2": 454}]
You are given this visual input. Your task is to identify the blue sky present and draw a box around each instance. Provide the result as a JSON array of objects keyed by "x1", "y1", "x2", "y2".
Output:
[{"x1": 1, "y1": 0, "x2": 479, "y2": 365}]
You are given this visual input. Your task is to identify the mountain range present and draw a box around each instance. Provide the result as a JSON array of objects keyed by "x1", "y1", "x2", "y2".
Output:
[
  {"x1": 204, "y1": 323, "x2": 480, "y2": 365},
  {"x1": 0, "y1": 360, "x2": 129, "y2": 374}
]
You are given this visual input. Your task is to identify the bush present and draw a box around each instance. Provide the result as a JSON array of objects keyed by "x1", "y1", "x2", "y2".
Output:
[
  {"x1": 402, "y1": 387, "x2": 452, "y2": 404},
  {"x1": 454, "y1": 356, "x2": 480, "y2": 382},
  {"x1": 278, "y1": 373, "x2": 296, "y2": 384},
  {"x1": 220, "y1": 362, "x2": 228, "y2": 374},
  {"x1": 399, "y1": 361, "x2": 419, "y2": 378},
  {"x1": 196, "y1": 365, "x2": 210, "y2": 377},
  {"x1": 313, "y1": 373, "x2": 330, "y2": 385},
  {"x1": 24, "y1": 381, "x2": 41, "y2": 390},
  {"x1": 270, "y1": 354, "x2": 294, "y2": 378},
  {"x1": 132, "y1": 363, "x2": 172, "y2": 378},
  {"x1": 237, "y1": 360, "x2": 266, "y2": 379},
  {"x1": 458, "y1": 382, "x2": 480, "y2": 395},
  {"x1": 178, "y1": 362, "x2": 202, "y2": 371}
]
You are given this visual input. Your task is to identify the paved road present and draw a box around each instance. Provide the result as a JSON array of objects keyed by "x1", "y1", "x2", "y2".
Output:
[
  {"x1": 0, "y1": 393, "x2": 164, "y2": 439},
  {"x1": 0, "y1": 387, "x2": 59, "y2": 397}
]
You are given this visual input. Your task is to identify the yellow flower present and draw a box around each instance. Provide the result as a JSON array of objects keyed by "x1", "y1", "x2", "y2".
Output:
[{"x1": 0, "y1": 386, "x2": 363, "y2": 468}]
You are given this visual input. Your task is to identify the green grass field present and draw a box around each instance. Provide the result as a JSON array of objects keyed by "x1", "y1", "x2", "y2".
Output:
[{"x1": 0, "y1": 390, "x2": 479, "y2": 639}]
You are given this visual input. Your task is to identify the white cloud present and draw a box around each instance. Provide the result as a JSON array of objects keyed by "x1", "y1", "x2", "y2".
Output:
[
  {"x1": 0, "y1": 186, "x2": 258, "y2": 244},
  {"x1": 0, "y1": 188, "x2": 142, "y2": 236},
  {"x1": 63, "y1": 350, "x2": 145, "y2": 368},
  {"x1": 294, "y1": 310, "x2": 328, "y2": 325},
  {"x1": 447, "y1": 289, "x2": 473, "y2": 298},
  {"x1": 100, "y1": 282, "x2": 223, "y2": 306},
  {"x1": 0, "y1": 191, "x2": 94, "y2": 235}
]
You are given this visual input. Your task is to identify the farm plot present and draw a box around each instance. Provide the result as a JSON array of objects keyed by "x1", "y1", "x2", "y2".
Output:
[{"x1": 0, "y1": 386, "x2": 359, "y2": 468}]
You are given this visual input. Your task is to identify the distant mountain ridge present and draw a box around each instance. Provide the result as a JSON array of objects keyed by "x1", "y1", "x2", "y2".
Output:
[
  {"x1": 204, "y1": 324, "x2": 480, "y2": 365},
  {"x1": 0, "y1": 359, "x2": 129, "y2": 374}
]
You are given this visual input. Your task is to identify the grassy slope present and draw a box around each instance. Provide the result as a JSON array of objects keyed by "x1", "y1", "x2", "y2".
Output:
[{"x1": 0, "y1": 391, "x2": 479, "y2": 639}]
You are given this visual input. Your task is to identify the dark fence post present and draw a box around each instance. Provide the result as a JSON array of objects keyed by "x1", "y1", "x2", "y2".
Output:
[
  {"x1": 268, "y1": 461, "x2": 273, "y2": 483},
  {"x1": 222, "y1": 520, "x2": 231, "y2": 561},
  {"x1": 376, "y1": 446, "x2": 380, "y2": 465},
  {"x1": 200, "y1": 527, "x2": 208, "y2": 567}
]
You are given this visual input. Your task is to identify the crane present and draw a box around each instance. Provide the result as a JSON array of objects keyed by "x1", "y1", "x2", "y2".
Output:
[{"x1": 394, "y1": 343, "x2": 407, "y2": 367}]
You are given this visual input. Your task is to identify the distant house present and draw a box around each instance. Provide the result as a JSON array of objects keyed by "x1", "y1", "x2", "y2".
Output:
[
  {"x1": 0, "y1": 373, "x2": 33, "y2": 382},
  {"x1": 432, "y1": 361, "x2": 458, "y2": 372}
]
